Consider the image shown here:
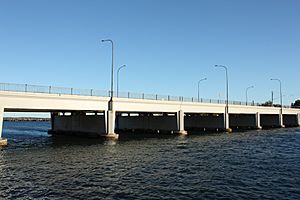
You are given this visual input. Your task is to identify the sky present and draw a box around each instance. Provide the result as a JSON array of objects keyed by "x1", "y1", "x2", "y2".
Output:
[{"x1": 0, "y1": 0, "x2": 300, "y2": 113}]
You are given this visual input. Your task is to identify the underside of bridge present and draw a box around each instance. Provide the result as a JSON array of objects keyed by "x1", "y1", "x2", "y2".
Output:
[
  {"x1": 283, "y1": 114, "x2": 299, "y2": 127},
  {"x1": 49, "y1": 111, "x2": 106, "y2": 137},
  {"x1": 229, "y1": 114, "x2": 258, "y2": 130},
  {"x1": 115, "y1": 112, "x2": 178, "y2": 134},
  {"x1": 184, "y1": 113, "x2": 225, "y2": 131},
  {"x1": 260, "y1": 114, "x2": 283, "y2": 128}
]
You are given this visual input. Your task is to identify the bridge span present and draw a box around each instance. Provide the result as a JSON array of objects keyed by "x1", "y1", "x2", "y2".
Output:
[{"x1": 1, "y1": 83, "x2": 300, "y2": 144}]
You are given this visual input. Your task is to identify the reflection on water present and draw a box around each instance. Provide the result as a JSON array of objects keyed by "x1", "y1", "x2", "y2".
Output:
[{"x1": 0, "y1": 121, "x2": 300, "y2": 199}]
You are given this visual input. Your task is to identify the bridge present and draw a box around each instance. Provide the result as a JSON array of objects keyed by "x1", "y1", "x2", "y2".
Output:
[{"x1": 1, "y1": 83, "x2": 300, "y2": 145}]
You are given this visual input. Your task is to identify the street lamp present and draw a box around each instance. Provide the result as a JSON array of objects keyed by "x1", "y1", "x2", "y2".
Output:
[
  {"x1": 246, "y1": 85, "x2": 254, "y2": 105},
  {"x1": 101, "y1": 39, "x2": 114, "y2": 110},
  {"x1": 215, "y1": 65, "x2": 230, "y2": 131},
  {"x1": 197, "y1": 78, "x2": 207, "y2": 102},
  {"x1": 270, "y1": 78, "x2": 283, "y2": 112},
  {"x1": 117, "y1": 64, "x2": 126, "y2": 97}
]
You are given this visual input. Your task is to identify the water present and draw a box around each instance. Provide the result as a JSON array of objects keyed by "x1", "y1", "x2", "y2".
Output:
[{"x1": 1, "y1": 121, "x2": 300, "y2": 199}]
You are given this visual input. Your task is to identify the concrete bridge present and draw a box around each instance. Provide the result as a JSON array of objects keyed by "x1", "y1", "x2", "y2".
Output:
[{"x1": 1, "y1": 83, "x2": 300, "y2": 145}]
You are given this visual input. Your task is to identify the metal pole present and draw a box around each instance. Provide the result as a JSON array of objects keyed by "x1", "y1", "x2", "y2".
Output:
[
  {"x1": 246, "y1": 86, "x2": 254, "y2": 106},
  {"x1": 198, "y1": 78, "x2": 207, "y2": 102},
  {"x1": 101, "y1": 39, "x2": 114, "y2": 110},
  {"x1": 215, "y1": 65, "x2": 229, "y2": 129},
  {"x1": 271, "y1": 91, "x2": 274, "y2": 106},
  {"x1": 215, "y1": 65, "x2": 229, "y2": 110},
  {"x1": 271, "y1": 78, "x2": 283, "y2": 113},
  {"x1": 117, "y1": 65, "x2": 126, "y2": 97}
]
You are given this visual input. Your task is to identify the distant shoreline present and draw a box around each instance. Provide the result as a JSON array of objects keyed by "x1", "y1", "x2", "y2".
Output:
[{"x1": 4, "y1": 117, "x2": 50, "y2": 122}]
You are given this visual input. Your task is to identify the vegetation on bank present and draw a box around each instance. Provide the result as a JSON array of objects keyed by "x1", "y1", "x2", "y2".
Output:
[
  {"x1": 291, "y1": 100, "x2": 300, "y2": 108},
  {"x1": 258, "y1": 99, "x2": 300, "y2": 108}
]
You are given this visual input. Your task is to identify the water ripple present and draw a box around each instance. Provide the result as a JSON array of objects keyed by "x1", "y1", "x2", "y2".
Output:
[{"x1": 0, "y1": 122, "x2": 300, "y2": 199}]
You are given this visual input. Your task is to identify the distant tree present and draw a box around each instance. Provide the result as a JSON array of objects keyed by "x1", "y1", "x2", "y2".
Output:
[
  {"x1": 291, "y1": 100, "x2": 300, "y2": 108},
  {"x1": 260, "y1": 100, "x2": 273, "y2": 107},
  {"x1": 260, "y1": 100, "x2": 281, "y2": 107}
]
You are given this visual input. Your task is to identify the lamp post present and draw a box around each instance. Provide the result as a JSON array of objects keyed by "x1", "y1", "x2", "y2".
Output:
[
  {"x1": 271, "y1": 78, "x2": 284, "y2": 128},
  {"x1": 101, "y1": 39, "x2": 119, "y2": 139},
  {"x1": 117, "y1": 64, "x2": 126, "y2": 97},
  {"x1": 197, "y1": 78, "x2": 207, "y2": 102},
  {"x1": 215, "y1": 65, "x2": 230, "y2": 132},
  {"x1": 101, "y1": 39, "x2": 114, "y2": 109},
  {"x1": 270, "y1": 79, "x2": 283, "y2": 112},
  {"x1": 246, "y1": 86, "x2": 254, "y2": 105}
]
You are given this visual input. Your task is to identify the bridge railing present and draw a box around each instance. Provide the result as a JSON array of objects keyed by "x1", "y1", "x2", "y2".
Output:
[{"x1": 0, "y1": 82, "x2": 292, "y2": 108}]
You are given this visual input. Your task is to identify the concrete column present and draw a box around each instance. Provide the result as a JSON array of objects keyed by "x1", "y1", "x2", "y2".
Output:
[
  {"x1": 0, "y1": 107, "x2": 7, "y2": 146},
  {"x1": 279, "y1": 113, "x2": 285, "y2": 128},
  {"x1": 106, "y1": 110, "x2": 119, "y2": 139},
  {"x1": 176, "y1": 110, "x2": 187, "y2": 135},
  {"x1": 256, "y1": 112, "x2": 262, "y2": 129},
  {"x1": 224, "y1": 112, "x2": 232, "y2": 132},
  {"x1": 297, "y1": 113, "x2": 300, "y2": 126}
]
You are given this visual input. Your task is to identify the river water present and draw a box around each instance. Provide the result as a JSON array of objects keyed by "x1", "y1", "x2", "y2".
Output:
[{"x1": 0, "y1": 121, "x2": 300, "y2": 199}]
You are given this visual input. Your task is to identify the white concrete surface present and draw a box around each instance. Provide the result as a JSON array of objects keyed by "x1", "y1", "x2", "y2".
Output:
[
  {"x1": 176, "y1": 110, "x2": 187, "y2": 135},
  {"x1": 1, "y1": 90, "x2": 300, "y2": 139},
  {"x1": 1, "y1": 91, "x2": 299, "y2": 115},
  {"x1": 256, "y1": 112, "x2": 262, "y2": 129}
]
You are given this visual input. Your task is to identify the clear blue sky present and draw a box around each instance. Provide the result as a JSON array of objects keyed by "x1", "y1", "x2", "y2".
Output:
[{"x1": 1, "y1": 0, "x2": 300, "y2": 106}]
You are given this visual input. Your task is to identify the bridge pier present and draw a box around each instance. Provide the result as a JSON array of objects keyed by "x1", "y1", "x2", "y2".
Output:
[
  {"x1": 279, "y1": 113, "x2": 285, "y2": 128},
  {"x1": 0, "y1": 107, "x2": 7, "y2": 146},
  {"x1": 105, "y1": 110, "x2": 118, "y2": 139},
  {"x1": 256, "y1": 112, "x2": 262, "y2": 129},
  {"x1": 224, "y1": 112, "x2": 232, "y2": 132},
  {"x1": 176, "y1": 110, "x2": 187, "y2": 135}
]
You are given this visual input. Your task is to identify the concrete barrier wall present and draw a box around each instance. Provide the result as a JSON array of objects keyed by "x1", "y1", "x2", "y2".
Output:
[
  {"x1": 229, "y1": 114, "x2": 256, "y2": 128},
  {"x1": 184, "y1": 114, "x2": 224, "y2": 130},
  {"x1": 53, "y1": 114, "x2": 106, "y2": 135},
  {"x1": 283, "y1": 114, "x2": 298, "y2": 127},
  {"x1": 117, "y1": 115, "x2": 177, "y2": 131}
]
